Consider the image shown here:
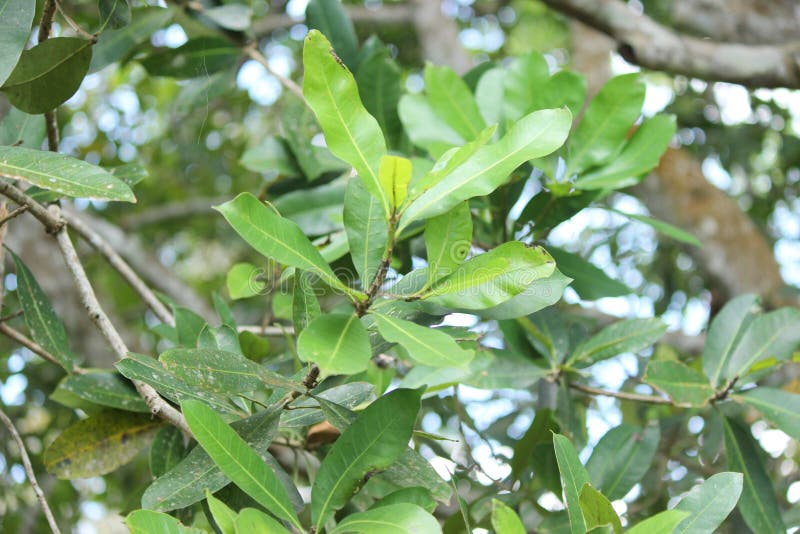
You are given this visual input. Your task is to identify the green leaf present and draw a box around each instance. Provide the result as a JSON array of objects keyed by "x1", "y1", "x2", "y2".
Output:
[
  {"x1": 0, "y1": 145, "x2": 135, "y2": 202},
  {"x1": 330, "y1": 503, "x2": 441, "y2": 534},
  {"x1": 293, "y1": 270, "x2": 321, "y2": 334},
  {"x1": 644, "y1": 360, "x2": 714, "y2": 407},
  {"x1": 306, "y1": 0, "x2": 359, "y2": 70},
  {"x1": 702, "y1": 294, "x2": 758, "y2": 387},
  {"x1": 475, "y1": 68, "x2": 504, "y2": 125},
  {"x1": 567, "y1": 318, "x2": 666, "y2": 367},
  {"x1": 552, "y1": 433, "x2": 591, "y2": 534},
  {"x1": 673, "y1": 472, "x2": 743, "y2": 534},
  {"x1": 1, "y1": 37, "x2": 92, "y2": 114},
  {"x1": 204, "y1": 4, "x2": 252, "y2": 31},
  {"x1": 126, "y1": 510, "x2": 203, "y2": 534},
  {"x1": 491, "y1": 499, "x2": 526, "y2": 534},
  {"x1": 372, "y1": 487, "x2": 436, "y2": 513},
  {"x1": 398, "y1": 94, "x2": 464, "y2": 158},
  {"x1": 11, "y1": 251, "x2": 75, "y2": 371},
  {"x1": 298, "y1": 313, "x2": 372, "y2": 377},
  {"x1": 174, "y1": 306, "x2": 207, "y2": 347},
  {"x1": 57, "y1": 371, "x2": 148, "y2": 413},
  {"x1": 303, "y1": 30, "x2": 389, "y2": 215},
  {"x1": 91, "y1": 6, "x2": 175, "y2": 72},
  {"x1": 463, "y1": 349, "x2": 550, "y2": 390},
  {"x1": 0, "y1": 107, "x2": 45, "y2": 147},
  {"x1": 356, "y1": 45, "x2": 403, "y2": 148},
  {"x1": 280, "y1": 382, "x2": 374, "y2": 428},
  {"x1": 182, "y1": 400, "x2": 302, "y2": 530},
  {"x1": 567, "y1": 73, "x2": 645, "y2": 175},
  {"x1": 150, "y1": 426, "x2": 187, "y2": 478},
  {"x1": 423, "y1": 242, "x2": 556, "y2": 310},
  {"x1": 610, "y1": 209, "x2": 701, "y2": 247},
  {"x1": 722, "y1": 417, "x2": 786, "y2": 533},
  {"x1": 399, "y1": 107, "x2": 571, "y2": 228},
  {"x1": 160, "y1": 348, "x2": 265, "y2": 396},
  {"x1": 424, "y1": 201, "x2": 472, "y2": 283},
  {"x1": 503, "y1": 52, "x2": 549, "y2": 121},
  {"x1": 379, "y1": 449, "x2": 452, "y2": 504},
  {"x1": 108, "y1": 162, "x2": 148, "y2": 187},
  {"x1": 545, "y1": 246, "x2": 629, "y2": 300},
  {"x1": 216, "y1": 192, "x2": 356, "y2": 297},
  {"x1": 511, "y1": 408, "x2": 559, "y2": 486},
  {"x1": 723, "y1": 307, "x2": 800, "y2": 380},
  {"x1": 586, "y1": 424, "x2": 659, "y2": 500},
  {"x1": 735, "y1": 387, "x2": 800, "y2": 440},
  {"x1": 227, "y1": 262, "x2": 266, "y2": 300},
  {"x1": 533, "y1": 70, "x2": 587, "y2": 118},
  {"x1": 142, "y1": 409, "x2": 280, "y2": 511},
  {"x1": 99, "y1": 0, "x2": 131, "y2": 29},
  {"x1": 239, "y1": 137, "x2": 299, "y2": 177},
  {"x1": 579, "y1": 484, "x2": 621, "y2": 534},
  {"x1": 574, "y1": 115, "x2": 676, "y2": 189},
  {"x1": 626, "y1": 511, "x2": 689, "y2": 534},
  {"x1": 477, "y1": 269, "x2": 570, "y2": 320},
  {"x1": 235, "y1": 507, "x2": 291, "y2": 534},
  {"x1": 424, "y1": 63, "x2": 486, "y2": 141},
  {"x1": 206, "y1": 490, "x2": 237, "y2": 534},
  {"x1": 344, "y1": 176, "x2": 388, "y2": 288},
  {"x1": 372, "y1": 312, "x2": 475, "y2": 367},
  {"x1": 379, "y1": 155, "x2": 412, "y2": 209},
  {"x1": 0, "y1": 0, "x2": 36, "y2": 86},
  {"x1": 140, "y1": 37, "x2": 240, "y2": 78},
  {"x1": 312, "y1": 388, "x2": 423, "y2": 531},
  {"x1": 44, "y1": 410, "x2": 163, "y2": 478}
]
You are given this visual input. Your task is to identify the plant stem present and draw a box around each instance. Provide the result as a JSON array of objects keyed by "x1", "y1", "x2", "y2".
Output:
[{"x1": 569, "y1": 382, "x2": 673, "y2": 405}]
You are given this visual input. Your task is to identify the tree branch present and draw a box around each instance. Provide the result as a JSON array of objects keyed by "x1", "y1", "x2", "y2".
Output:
[
  {"x1": 541, "y1": 0, "x2": 800, "y2": 89},
  {"x1": 251, "y1": 4, "x2": 413, "y2": 37},
  {"x1": 569, "y1": 382, "x2": 673, "y2": 405},
  {"x1": 119, "y1": 195, "x2": 228, "y2": 229},
  {"x1": 38, "y1": 0, "x2": 59, "y2": 152},
  {"x1": 0, "y1": 323, "x2": 83, "y2": 373}
]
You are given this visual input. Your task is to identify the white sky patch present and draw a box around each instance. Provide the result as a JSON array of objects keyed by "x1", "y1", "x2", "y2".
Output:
[{"x1": 714, "y1": 83, "x2": 753, "y2": 124}]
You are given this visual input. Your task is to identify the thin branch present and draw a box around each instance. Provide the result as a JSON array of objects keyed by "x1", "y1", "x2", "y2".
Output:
[
  {"x1": 541, "y1": 0, "x2": 800, "y2": 89},
  {"x1": 38, "y1": 0, "x2": 60, "y2": 152},
  {"x1": 0, "y1": 181, "x2": 64, "y2": 232},
  {"x1": 119, "y1": 195, "x2": 229, "y2": 228},
  {"x1": 0, "y1": 205, "x2": 29, "y2": 227},
  {"x1": 54, "y1": 0, "x2": 96, "y2": 40},
  {"x1": 569, "y1": 382, "x2": 673, "y2": 405},
  {"x1": 0, "y1": 407, "x2": 62, "y2": 534},
  {"x1": 0, "y1": 323, "x2": 83, "y2": 374},
  {"x1": 244, "y1": 43, "x2": 305, "y2": 102}
]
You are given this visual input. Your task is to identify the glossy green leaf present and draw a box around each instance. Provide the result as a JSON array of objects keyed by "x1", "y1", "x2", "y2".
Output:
[
  {"x1": 206, "y1": 490, "x2": 237, "y2": 534},
  {"x1": 380, "y1": 448, "x2": 452, "y2": 504},
  {"x1": 702, "y1": 294, "x2": 758, "y2": 386},
  {"x1": 298, "y1": 313, "x2": 372, "y2": 377},
  {"x1": 44, "y1": 410, "x2": 163, "y2": 479},
  {"x1": 182, "y1": 400, "x2": 302, "y2": 529},
  {"x1": 312, "y1": 388, "x2": 423, "y2": 531},
  {"x1": 399, "y1": 107, "x2": 571, "y2": 228},
  {"x1": 11, "y1": 251, "x2": 76, "y2": 371},
  {"x1": 586, "y1": 424, "x2": 659, "y2": 500},
  {"x1": 293, "y1": 270, "x2": 321, "y2": 334},
  {"x1": 281, "y1": 97, "x2": 349, "y2": 180},
  {"x1": 463, "y1": 349, "x2": 549, "y2": 390},
  {"x1": 723, "y1": 307, "x2": 800, "y2": 379},
  {"x1": 280, "y1": 382, "x2": 374, "y2": 428},
  {"x1": 235, "y1": 507, "x2": 291, "y2": 534},
  {"x1": 126, "y1": 510, "x2": 203, "y2": 534},
  {"x1": 330, "y1": 503, "x2": 441, "y2": 534},
  {"x1": 722, "y1": 417, "x2": 786, "y2": 533},
  {"x1": 553, "y1": 433, "x2": 591, "y2": 534},
  {"x1": 0, "y1": 107, "x2": 45, "y2": 147},
  {"x1": 108, "y1": 162, "x2": 147, "y2": 187},
  {"x1": 303, "y1": 30, "x2": 389, "y2": 215},
  {"x1": 644, "y1": 360, "x2": 713, "y2": 406},
  {"x1": 198, "y1": 324, "x2": 241, "y2": 354},
  {"x1": 0, "y1": 145, "x2": 135, "y2": 201},
  {"x1": 1, "y1": 37, "x2": 92, "y2": 114},
  {"x1": 477, "y1": 269, "x2": 570, "y2": 320},
  {"x1": 143, "y1": 409, "x2": 280, "y2": 511},
  {"x1": 545, "y1": 246, "x2": 629, "y2": 300},
  {"x1": 491, "y1": 499, "x2": 526, "y2": 534},
  {"x1": 227, "y1": 262, "x2": 265, "y2": 300},
  {"x1": 424, "y1": 63, "x2": 486, "y2": 141},
  {"x1": 579, "y1": 484, "x2": 621, "y2": 534},
  {"x1": 398, "y1": 94, "x2": 464, "y2": 158},
  {"x1": 140, "y1": 37, "x2": 239, "y2": 78},
  {"x1": 626, "y1": 511, "x2": 689, "y2": 534},
  {"x1": 475, "y1": 68, "x2": 504, "y2": 125},
  {"x1": 574, "y1": 115, "x2": 676, "y2": 189},
  {"x1": 150, "y1": 426, "x2": 187, "y2": 478},
  {"x1": 372, "y1": 487, "x2": 436, "y2": 513},
  {"x1": 567, "y1": 73, "x2": 645, "y2": 175},
  {"x1": 91, "y1": 6, "x2": 176, "y2": 72},
  {"x1": 532, "y1": 70, "x2": 587, "y2": 117},
  {"x1": 306, "y1": 0, "x2": 359, "y2": 70},
  {"x1": 511, "y1": 408, "x2": 559, "y2": 486},
  {"x1": 735, "y1": 387, "x2": 800, "y2": 440},
  {"x1": 372, "y1": 312, "x2": 474, "y2": 367},
  {"x1": 216, "y1": 192, "x2": 355, "y2": 296},
  {"x1": 356, "y1": 45, "x2": 403, "y2": 148},
  {"x1": 173, "y1": 306, "x2": 206, "y2": 347},
  {"x1": 672, "y1": 472, "x2": 743, "y2": 534},
  {"x1": 0, "y1": 0, "x2": 36, "y2": 86},
  {"x1": 99, "y1": 0, "x2": 131, "y2": 29},
  {"x1": 423, "y1": 242, "x2": 556, "y2": 309},
  {"x1": 424, "y1": 201, "x2": 472, "y2": 283},
  {"x1": 160, "y1": 348, "x2": 264, "y2": 396},
  {"x1": 57, "y1": 371, "x2": 148, "y2": 412},
  {"x1": 204, "y1": 4, "x2": 252, "y2": 31},
  {"x1": 503, "y1": 52, "x2": 549, "y2": 121},
  {"x1": 379, "y1": 155, "x2": 412, "y2": 208},
  {"x1": 344, "y1": 177, "x2": 388, "y2": 288},
  {"x1": 567, "y1": 318, "x2": 666, "y2": 367}
]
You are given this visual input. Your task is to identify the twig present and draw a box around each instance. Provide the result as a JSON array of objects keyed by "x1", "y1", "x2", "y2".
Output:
[
  {"x1": 0, "y1": 205, "x2": 28, "y2": 227},
  {"x1": 238, "y1": 324, "x2": 295, "y2": 336},
  {"x1": 0, "y1": 407, "x2": 62, "y2": 534},
  {"x1": 119, "y1": 195, "x2": 229, "y2": 228},
  {"x1": 0, "y1": 200, "x2": 8, "y2": 313},
  {"x1": 569, "y1": 382, "x2": 673, "y2": 405},
  {"x1": 0, "y1": 323, "x2": 82, "y2": 374},
  {"x1": 243, "y1": 43, "x2": 305, "y2": 102},
  {"x1": 38, "y1": 0, "x2": 60, "y2": 152},
  {"x1": 0, "y1": 181, "x2": 64, "y2": 232},
  {"x1": 54, "y1": 0, "x2": 96, "y2": 40}
]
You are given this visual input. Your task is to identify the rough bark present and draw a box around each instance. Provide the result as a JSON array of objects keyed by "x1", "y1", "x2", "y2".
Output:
[{"x1": 670, "y1": 0, "x2": 800, "y2": 45}]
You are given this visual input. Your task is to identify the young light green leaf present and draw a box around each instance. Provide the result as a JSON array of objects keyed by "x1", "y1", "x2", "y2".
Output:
[
  {"x1": 379, "y1": 154, "x2": 412, "y2": 208},
  {"x1": 424, "y1": 63, "x2": 486, "y2": 141},
  {"x1": 150, "y1": 426, "x2": 187, "y2": 478},
  {"x1": 139, "y1": 37, "x2": 240, "y2": 78},
  {"x1": 702, "y1": 294, "x2": 758, "y2": 386},
  {"x1": 306, "y1": 0, "x2": 359, "y2": 70},
  {"x1": 545, "y1": 246, "x2": 630, "y2": 300},
  {"x1": 579, "y1": 484, "x2": 621, "y2": 534},
  {"x1": 126, "y1": 510, "x2": 203, "y2": 534},
  {"x1": 399, "y1": 107, "x2": 571, "y2": 228},
  {"x1": 216, "y1": 193, "x2": 356, "y2": 297},
  {"x1": 0, "y1": 0, "x2": 36, "y2": 86},
  {"x1": 344, "y1": 176, "x2": 388, "y2": 288},
  {"x1": 491, "y1": 499, "x2": 526, "y2": 534},
  {"x1": 303, "y1": 30, "x2": 389, "y2": 214},
  {"x1": 235, "y1": 507, "x2": 291, "y2": 534},
  {"x1": 477, "y1": 269, "x2": 571, "y2": 320},
  {"x1": 567, "y1": 318, "x2": 666, "y2": 367},
  {"x1": 182, "y1": 400, "x2": 302, "y2": 530},
  {"x1": 293, "y1": 270, "x2": 321, "y2": 334},
  {"x1": 57, "y1": 371, "x2": 148, "y2": 413},
  {"x1": 298, "y1": 313, "x2": 372, "y2": 377},
  {"x1": 99, "y1": 0, "x2": 131, "y2": 29},
  {"x1": 672, "y1": 472, "x2": 743, "y2": 534},
  {"x1": 423, "y1": 242, "x2": 556, "y2": 310},
  {"x1": 206, "y1": 490, "x2": 237, "y2": 534},
  {"x1": 722, "y1": 417, "x2": 786, "y2": 533},
  {"x1": 626, "y1": 510, "x2": 689, "y2": 534},
  {"x1": 44, "y1": 410, "x2": 163, "y2": 479},
  {"x1": 372, "y1": 312, "x2": 475, "y2": 367},
  {"x1": 735, "y1": 387, "x2": 800, "y2": 440},
  {"x1": 226, "y1": 262, "x2": 265, "y2": 300},
  {"x1": 91, "y1": 6, "x2": 176, "y2": 72},
  {"x1": 312, "y1": 388, "x2": 423, "y2": 531},
  {"x1": 0, "y1": 145, "x2": 136, "y2": 201},
  {"x1": 1, "y1": 37, "x2": 92, "y2": 114},
  {"x1": 398, "y1": 93, "x2": 464, "y2": 158},
  {"x1": 644, "y1": 360, "x2": 714, "y2": 407},
  {"x1": 723, "y1": 307, "x2": 800, "y2": 380},
  {"x1": 330, "y1": 503, "x2": 441, "y2": 534},
  {"x1": 424, "y1": 201, "x2": 472, "y2": 283},
  {"x1": 586, "y1": 424, "x2": 659, "y2": 500},
  {"x1": 574, "y1": 115, "x2": 676, "y2": 190},
  {"x1": 552, "y1": 433, "x2": 591, "y2": 534},
  {"x1": 567, "y1": 73, "x2": 645, "y2": 175}
]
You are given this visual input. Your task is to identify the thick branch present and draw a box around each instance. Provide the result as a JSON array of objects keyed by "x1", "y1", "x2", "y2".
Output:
[
  {"x1": 251, "y1": 4, "x2": 413, "y2": 36},
  {"x1": 542, "y1": 0, "x2": 800, "y2": 89}
]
